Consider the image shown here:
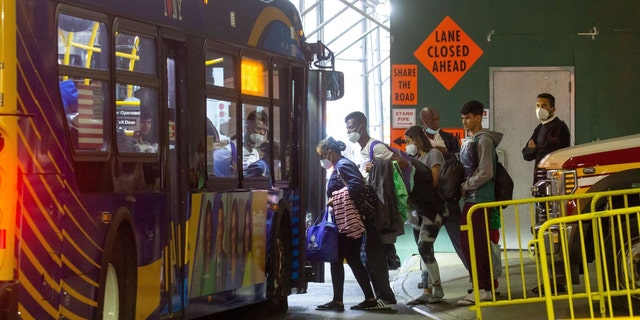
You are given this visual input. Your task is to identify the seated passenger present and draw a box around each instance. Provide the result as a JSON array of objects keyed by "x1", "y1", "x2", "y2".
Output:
[
  {"x1": 242, "y1": 110, "x2": 268, "y2": 170},
  {"x1": 244, "y1": 141, "x2": 272, "y2": 186}
]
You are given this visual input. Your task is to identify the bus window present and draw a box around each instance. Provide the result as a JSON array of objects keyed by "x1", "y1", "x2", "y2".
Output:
[
  {"x1": 58, "y1": 14, "x2": 108, "y2": 70},
  {"x1": 206, "y1": 98, "x2": 238, "y2": 178},
  {"x1": 272, "y1": 61, "x2": 282, "y2": 100},
  {"x1": 115, "y1": 85, "x2": 159, "y2": 154},
  {"x1": 242, "y1": 105, "x2": 270, "y2": 186},
  {"x1": 57, "y1": 14, "x2": 109, "y2": 152},
  {"x1": 205, "y1": 50, "x2": 235, "y2": 89},
  {"x1": 272, "y1": 105, "x2": 283, "y2": 182},
  {"x1": 115, "y1": 32, "x2": 156, "y2": 74}
]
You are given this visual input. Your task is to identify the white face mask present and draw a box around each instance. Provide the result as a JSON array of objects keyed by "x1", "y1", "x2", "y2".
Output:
[
  {"x1": 250, "y1": 133, "x2": 266, "y2": 147},
  {"x1": 348, "y1": 131, "x2": 361, "y2": 143},
  {"x1": 536, "y1": 107, "x2": 550, "y2": 121},
  {"x1": 405, "y1": 144, "x2": 418, "y2": 156},
  {"x1": 320, "y1": 158, "x2": 333, "y2": 169}
]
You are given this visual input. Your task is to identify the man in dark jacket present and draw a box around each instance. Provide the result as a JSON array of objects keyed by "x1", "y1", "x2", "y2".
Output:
[
  {"x1": 522, "y1": 93, "x2": 571, "y2": 294},
  {"x1": 420, "y1": 107, "x2": 460, "y2": 161},
  {"x1": 420, "y1": 107, "x2": 468, "y2": 274},
  {"x1": 522, "y1": 93, "x2": 571, "y2": 184}
]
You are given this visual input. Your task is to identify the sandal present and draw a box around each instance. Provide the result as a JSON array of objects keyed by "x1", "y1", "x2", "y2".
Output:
[
  {"x1": 316, "y1": 301, "x2": 345, "y2": 311},
  {"x1": 406, "y1": 294, "x2": 431, "y2": 305},
  {"x1": 350, "y1": 299, "x2": 378, "y2": 310}
]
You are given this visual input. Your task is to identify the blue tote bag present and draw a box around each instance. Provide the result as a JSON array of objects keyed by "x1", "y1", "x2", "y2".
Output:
[{"x1": 306, "y1": 207, "x2": 339, "y2": 263}]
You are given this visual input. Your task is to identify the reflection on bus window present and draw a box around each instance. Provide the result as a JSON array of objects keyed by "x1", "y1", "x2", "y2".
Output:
[
  {"x1": 205, "y1": 50, "x2": 235, "y2": 88},
  {"x1": 206, "y1": 98, "x2": 238, "y2": 177},
  {"x1": 115, "y1": 32, "x2": 156, "y2": 74},
  {"x1": 242, "y1": 107, "x2": 269, "y2": 171},
  {"x1": 57, "y1": 14, "x2": 108, "y2": 70},
  {"x1": 115, "y1": 85, "x2": 159, "y2": 153}
]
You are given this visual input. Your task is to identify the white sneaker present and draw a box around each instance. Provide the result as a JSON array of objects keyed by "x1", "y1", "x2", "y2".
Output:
[
  {"x1": 428, "y1": 286, "x2": 445, "y2": 303},
  {"x1": 456, "y1": 289, "x2": 492, "y2": 306}
]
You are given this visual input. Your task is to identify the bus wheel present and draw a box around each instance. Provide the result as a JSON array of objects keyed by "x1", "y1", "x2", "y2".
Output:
[
  {"x1": 266, "y1": 201, "x2": 292, "y2": 315},
  {"x1": 604, "y1": 217, "x2": 640, "y2": 315},
  {"x1": 99, "y1": 221, "x2": 137, "y2": 320}
]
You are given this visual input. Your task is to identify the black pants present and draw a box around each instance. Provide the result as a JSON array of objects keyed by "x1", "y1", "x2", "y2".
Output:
[
  {"x1": 364, "y1": 221, "x2": 396, "y2": 302},
  {"x1": 330, "y1": 233, "x2": 375, "y2": 302},
  {"x1": 444, "y1": 200, "x2": 470, "y2": 271}
]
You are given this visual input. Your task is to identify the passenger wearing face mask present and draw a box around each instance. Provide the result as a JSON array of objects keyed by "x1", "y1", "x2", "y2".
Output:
[
  {"x1": 343, "y1": 111, "x2": 400, "y2": 309},
  {"x1": 420, "y1": 107, "x2": 468, "y2": 275},
  {"x1": 403, "y1": 125, "x2": 448, "y2": 305},
  {"x1": 522, "y1": 93, "x2": 571, "y2": 184},
  {"x1": 315, "y1": 137, "x2": 378, "y2": 311},
  {"x1": 420, "y1": 107, "x2": 460, "y2": 161},
  {"x1": 242, "y1": 110, "x2": 269, "y2": 171}
]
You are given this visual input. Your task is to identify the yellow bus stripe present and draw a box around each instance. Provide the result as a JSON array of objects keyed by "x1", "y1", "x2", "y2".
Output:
[
  {"x1": 62, "y1": 204, "x2": 102, "y2": 252},
  {"x1": 17, "y1": 305, "x2": 35, "y2": 320},
  {"x1": 17, "y1": 28, "x2": 74, "y2": 168},
  {"x1": 248, "y1": 7, "x2": 295, "y2": 47},
  {"x1": 59, "y1": 305, "x2": 88, "y2": 320},
  {"x1": 62, "y1": 179, "x2": 100, "y2": 230},
  {"x1": 61, "y1": 277, "x2": 98, "y2": 306},
  {"x1": 17, "y1": 126, "x2": 45, "y2": 173},
  {"x1": 21, "y1": 241, "x2": 61, "y2": 291},
  {"x1": 22, "y1": 209, "x2": 62, "y2": 266},
  {"x1": 16, "y1": 94, "x2": 41, "y2": 141},
  {"x1": 20, "y1": 169, "x2": 63, "y2": 240},
  {"x1": 61, "y1": 231, "x2": 101, "y2": 272}
]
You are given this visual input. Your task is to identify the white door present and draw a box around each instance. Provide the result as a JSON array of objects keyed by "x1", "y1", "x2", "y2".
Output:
[{"x1": 490, "y1": 67, "x2": 574, "y2": 248}]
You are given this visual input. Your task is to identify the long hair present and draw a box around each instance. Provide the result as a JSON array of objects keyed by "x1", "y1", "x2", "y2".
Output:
[{"x1": 404, "y1": 125, "x2": 433, "y2": 153}]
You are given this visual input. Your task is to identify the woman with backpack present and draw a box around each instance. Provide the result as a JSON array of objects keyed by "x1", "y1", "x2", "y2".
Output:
[
  {"x1": 403, "y1": 125, "x2": 447, "y2": 305},
  {"x1": 314, "y1": 137, "x2": 380, "y2": 311}
]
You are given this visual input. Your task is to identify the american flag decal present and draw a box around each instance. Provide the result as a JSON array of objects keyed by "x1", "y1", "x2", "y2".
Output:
[{"x1": 76, "y1": 83, "x2": 104, "y2": 150}]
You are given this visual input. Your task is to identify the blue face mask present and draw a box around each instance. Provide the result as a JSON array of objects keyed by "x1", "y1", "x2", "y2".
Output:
[{"x1": 424, "y1": 125, "x2": 439, "y2": 135}]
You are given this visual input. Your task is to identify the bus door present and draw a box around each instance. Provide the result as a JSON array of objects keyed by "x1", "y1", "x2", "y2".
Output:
[{"x1": 162, "y1": 37, "x2": 189, "y2": 315}]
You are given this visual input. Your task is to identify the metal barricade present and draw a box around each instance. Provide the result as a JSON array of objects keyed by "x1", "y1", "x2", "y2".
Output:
[{"x1": 461, "y1": 188, "x2": 640, "y2": 320}]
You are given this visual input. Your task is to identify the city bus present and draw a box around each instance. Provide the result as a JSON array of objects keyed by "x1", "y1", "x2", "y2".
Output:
[{"x1": 0, "y1": 0, "x2": 343, "y2": 318}]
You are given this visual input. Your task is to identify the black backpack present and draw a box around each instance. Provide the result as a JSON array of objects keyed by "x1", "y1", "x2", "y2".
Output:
[
  {"x1": 406, "y1": 157, "x2": 443, "y2": 217},
  {"x1": 437, "y1": 154, "x2": 465, "y2": 203},
  {"x1": 494, "y1": 161, "x2": 514, "y2": 208},
  {"x1": 466, "y1": 133, "x2": 514, "y2": 208}
]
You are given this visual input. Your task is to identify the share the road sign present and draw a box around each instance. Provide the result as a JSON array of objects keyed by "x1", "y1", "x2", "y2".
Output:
[{"x1": 414, "y1": 16, "x2": 483, "y2": 91}]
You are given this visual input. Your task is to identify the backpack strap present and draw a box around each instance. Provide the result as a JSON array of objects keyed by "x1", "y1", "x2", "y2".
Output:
[{"x1": 368, "y1": 140, "x2": 383, "y2": 160}]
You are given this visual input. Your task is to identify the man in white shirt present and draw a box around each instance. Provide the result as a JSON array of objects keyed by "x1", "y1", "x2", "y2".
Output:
[{"x1": 343, "y1": 111, "x2": 402, "y2": 309}]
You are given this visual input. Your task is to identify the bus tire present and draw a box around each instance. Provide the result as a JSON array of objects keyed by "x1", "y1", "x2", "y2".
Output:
[
  {"x1": 98, "y1": 210, "x2": 137, "y2": 320},
  {"x1": 603, "y1": 216, "x2": 640, "y2": 315},
  {"x1": 266, "y1": 200, "x2": 292, "y2": 315}
]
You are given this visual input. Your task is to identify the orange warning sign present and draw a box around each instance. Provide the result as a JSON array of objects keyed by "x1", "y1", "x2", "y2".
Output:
[
  {"x1": 413, "y1": 16, "x2": 483, "y2": 91},
  {"x1": 390, "y1": 128, "x2": 406, "y2": 150},
  {"x1": 442, "y1": 128, "x2": 466, "y2": 145},
  {"x1": 391, "y1": 64, "x2": 418, "y2": 105}
]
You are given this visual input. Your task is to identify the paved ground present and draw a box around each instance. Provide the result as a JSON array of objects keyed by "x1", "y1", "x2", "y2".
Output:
[{"x1": 277, "y1": 252, "x2": 546, "y2": 320}]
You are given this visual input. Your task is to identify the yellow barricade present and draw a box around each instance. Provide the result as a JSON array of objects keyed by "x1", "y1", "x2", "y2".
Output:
[{"x1": 461, "y1": 188, "x2": 640, "y2": 320}]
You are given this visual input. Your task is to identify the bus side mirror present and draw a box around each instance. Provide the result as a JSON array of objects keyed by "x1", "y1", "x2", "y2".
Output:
[{"x1": 323, "y1": 71, "x2": 344, "y2": 101}]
